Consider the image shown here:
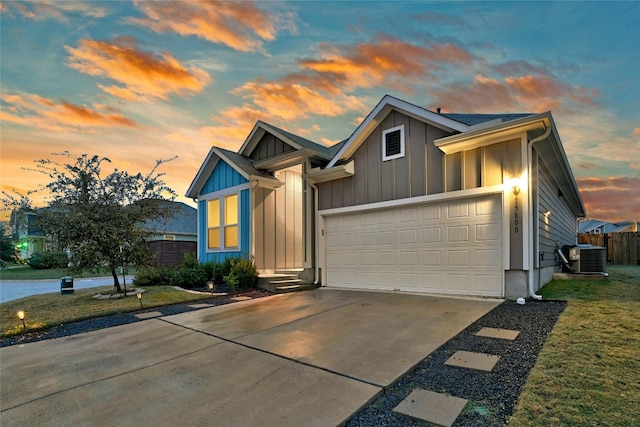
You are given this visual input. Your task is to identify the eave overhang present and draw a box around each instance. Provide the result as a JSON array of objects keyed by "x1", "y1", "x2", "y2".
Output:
[
  {"x1": 305, "y1": 160, "x2": 355, "y2": 184},
  {"x1": 253, "y1": 148, "x2": 328, "y2": 172},
  {"x1": 435, "y1": 113, "x2": 550, "y2": 154}
]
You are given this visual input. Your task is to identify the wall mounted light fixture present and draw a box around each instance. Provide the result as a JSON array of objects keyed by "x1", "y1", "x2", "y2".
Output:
[{"x1": 509, "y1": 177, "x2": 523, "y2": 195}]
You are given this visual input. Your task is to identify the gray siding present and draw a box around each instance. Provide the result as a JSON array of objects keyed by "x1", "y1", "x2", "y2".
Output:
[
  {"x1": 536, "y1": 156, "x2": 577, "y2": 268},
  {"x1": 249, "y1": 133, "x2": 296, "y2": 161},
  {"x1": 318, "y1": 111, "x2": 451, "y2": 210}
]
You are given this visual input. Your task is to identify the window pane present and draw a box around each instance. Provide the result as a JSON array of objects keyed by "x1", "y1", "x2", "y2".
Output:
[
  {"x1": 225, "y1": 225, "x2": 238, "y2": 248},
  {"x1": 207, "y1": 199, "x2": 220, "y2": 227},
  {"x1": 207, "y1": 228, "x2": 220, "y2": 249},
  {"x1": 225, "y1": 194, "x2": 238, "y2": 225}
]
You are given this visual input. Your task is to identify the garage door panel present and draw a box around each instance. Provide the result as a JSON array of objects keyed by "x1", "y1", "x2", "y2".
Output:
[{"x1": 325, "y1": 194, "x2": 503, "y2": 297}]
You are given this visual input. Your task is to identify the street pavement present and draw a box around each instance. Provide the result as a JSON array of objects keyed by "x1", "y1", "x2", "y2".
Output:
[{"x1": 0, "y1": 276, "x2": 132, "y2": 303}]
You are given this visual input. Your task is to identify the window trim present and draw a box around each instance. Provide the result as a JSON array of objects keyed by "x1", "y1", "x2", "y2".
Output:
[
  {"x1": 382, "y1": 125, "x2": 405, "y2": 161},
  {"x1": 206, "y1": 192, "x2": 241, "y2": 252}
]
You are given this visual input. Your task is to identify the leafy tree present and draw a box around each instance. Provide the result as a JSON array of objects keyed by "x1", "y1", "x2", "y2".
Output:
[
  {"x1": 0, "y1": 222, "x2": 17, "y2": 264},
  {"x1": 2, "y1": 152, "x2": 177, "y2": 292}
]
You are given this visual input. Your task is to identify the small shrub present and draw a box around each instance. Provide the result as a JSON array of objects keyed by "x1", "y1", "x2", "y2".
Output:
[
  {"x1": 223, "y1": 257, "x2": 257, "y2": 291},
  {"x1": 173, "y1": 265, "x2": 208, "y2": 289},
  {"x1": 134, "y1": 266, "x2": 177, "y2": 287},
  {"x1": 28, "y1": 252, "x2": 69, "y2": 269},
  {"x1": 182, "y1": 252, "x2": 198, "y2": 269}
]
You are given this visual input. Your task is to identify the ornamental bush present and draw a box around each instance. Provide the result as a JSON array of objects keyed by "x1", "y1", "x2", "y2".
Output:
[
  {"x1": 28, "y1": 251, "x2": 69, "y2": 269},
  {"x1": 223, "y1": 258, "x2": 258, "y2": 291}
]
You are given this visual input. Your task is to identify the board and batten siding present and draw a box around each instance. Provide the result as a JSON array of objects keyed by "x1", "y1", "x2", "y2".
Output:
[
  {"x1": 253, "y1": 167, "x2": 304, "y2": 271},
  {"x1": 536, "y1": 156, "x2": 577, "y2": 268},
  {"x1": 197, "y1": 160, "x2": 251, "y2": 263},
  {"x1": 249, "y1": 133, "x2": 296, "y2": 162},
  {"x1": 318, "y1": 111, "x2": 450, "y2": 210}
]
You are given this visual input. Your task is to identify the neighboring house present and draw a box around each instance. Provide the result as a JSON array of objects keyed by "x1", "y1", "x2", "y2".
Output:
[
  {"x1": 579, "y1": 219, "x2": 637, "y2": 234},
  {"x1": 10, "y1": 209, "x2": 47, "y2": 260},
  {"x1": 187, "y1": 95, "x2": 586, "y2": 299},
  {"x1": 145, "y1": 201, "x2": 197, "y2": 266},
  {"x1": 10, "y1": 201, "x2": 196, "y2": 266}
]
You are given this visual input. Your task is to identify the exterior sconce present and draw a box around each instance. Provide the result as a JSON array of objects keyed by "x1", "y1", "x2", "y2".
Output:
[
  {"x1": 137, "y1": 292, "x2": 143, "y2": 309},
  {"x1": 17, "y1": 310, "x2": 26, "y2": 328},
  {"x1": 544, "y1": 210, "x2": 551, "y2": 217},
  {"x1": 509, "y1": 177, "x2": 523, "y2": 195}
]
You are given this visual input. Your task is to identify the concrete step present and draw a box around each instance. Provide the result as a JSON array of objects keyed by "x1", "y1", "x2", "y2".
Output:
[{"x1": 256, "y1": 273, "x2": 318, "y2": 294}]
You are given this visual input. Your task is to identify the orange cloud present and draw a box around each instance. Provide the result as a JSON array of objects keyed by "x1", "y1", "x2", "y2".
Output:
[
  {"x1": 130, "y1": 0, "x2": 296, "y2": 53},
  {"x1": 2, "y1": 0, "x2": 108, "y2": 20},
  {"x1": 299, "y1": 35, "x2": 473, "y2": 92},
  {"x1": 65, "y1": 37, "x2": 211, "y2": 102},
  {"x1": 577, "y1": 176, "x2": 640, "y2": 222},
  {"x1": 428, "y1": 72, "x2": 599, "y2": 114},
  {"x1": 633, "y1": 127, "x2": 640, "y2": 137},
  {"x1": 1, "y1": 92, "x2": 138, "y2": 132}
]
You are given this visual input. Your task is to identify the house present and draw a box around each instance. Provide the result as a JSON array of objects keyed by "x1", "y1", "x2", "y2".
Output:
[
  {"x1": 10, "y1": 201, "x2": 196, "y2": 266},
  {"x1": 145, "y1": 201, "x2": 197, "y2": 266},
  {"x1": 187, "y1": 95, "x2": 586, "y2": 299},
  {"x1": 579, "y1": 219, "x2": 637, "y2": 234}
]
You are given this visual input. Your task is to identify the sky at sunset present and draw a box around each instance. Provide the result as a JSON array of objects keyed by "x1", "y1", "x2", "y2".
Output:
[{"x1": 1, "y1": 1, "x2": 638, "y2": 222}]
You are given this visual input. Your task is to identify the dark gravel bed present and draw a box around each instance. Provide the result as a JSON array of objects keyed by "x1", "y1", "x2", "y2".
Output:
[
  {"x1": 1, "y1": 289, "x2": 269, "y2": 348},
  {"x1": 347, "y1": 299, "x2": 566, "y2": 427}
]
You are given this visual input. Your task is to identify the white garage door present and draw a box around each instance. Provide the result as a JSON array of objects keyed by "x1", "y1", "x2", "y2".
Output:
[{"x1": 324, "y1": 194, "x2": 503, "y2": 297}]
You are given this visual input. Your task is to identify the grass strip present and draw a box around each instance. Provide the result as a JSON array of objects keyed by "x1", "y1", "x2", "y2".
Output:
[
  {"x1": 509, "y1": 265, "x2": 640, "y2": 427},
  {"x1": 1, "y1": 286, "x2": 210, "y2": 337}
]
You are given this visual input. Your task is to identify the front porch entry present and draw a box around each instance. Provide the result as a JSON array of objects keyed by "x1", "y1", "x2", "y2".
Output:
[{"x1": 253, "y1": 164, "x2": 304, "y2": 272}]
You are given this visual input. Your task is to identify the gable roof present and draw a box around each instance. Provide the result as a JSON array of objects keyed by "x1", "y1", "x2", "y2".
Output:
[
  {"x1": 328, "y1": 95, "x2": 469, "y2": 167},
  {"x1": 145, "y1": 201, "x2": 197, "y2": 235},
  {"x1": 185, "y1": 146, "x2": 281, "y2": 199},
  {"x1": 240, "y1": 121, "x2": 335, "y2": 160},
  {"x1": 441, "y1": 113, "x2": 533, "y2": 126},
  {"x1": 579, "y1": 219, "x2": 636, "y2": 233}
]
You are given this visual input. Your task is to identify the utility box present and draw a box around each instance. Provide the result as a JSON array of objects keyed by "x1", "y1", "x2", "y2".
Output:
[{"x1": 60, "y1": 276, "x2": 74, "y2": 295}]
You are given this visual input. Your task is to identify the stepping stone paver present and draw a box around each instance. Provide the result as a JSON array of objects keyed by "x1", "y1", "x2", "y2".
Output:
[
  {"x1": 188, "y1": 303, "x2": 213, "y2": 309},
  {"x1": 444, "y1": 350, "x2": 500, "y2": 372},
  {"x1": 231, "y1": 296, "x2": 252, "y2": 302},
  {"x1": 475, "y1": 327, "x2": 520, "y2": 340},
  {"x1": 134, "y1": 311, "x2": 162, "y2": 320},
  {"x1": 393, "y1": 389, "x2": 467, "y2": 427}
]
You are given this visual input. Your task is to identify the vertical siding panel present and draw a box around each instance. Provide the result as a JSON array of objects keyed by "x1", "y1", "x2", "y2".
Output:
[
  {"x1": 426, "y1": 125, "x2": 446, "y2": 194},
  {"x1": 264, "y1": 189, "x2": 276, "y2": 270},
  {"x1": 367, "y1": 129, "x2": 381, "y2": 203},
  {"x1": 380, "y1": 113, "x2": 395, "y2": 201},
  {"x1": 275, "y1": 176, "x2": 286, "y2": 269},
  {"x1": 353, "y1": 139, "x2": 368, "y2": 205},
  {"x1": 410, "y1": 118, "x2": 426, "y2": 197},
  {"x1": 331, "y1": 179, "x2": 343, "y2": 208},
  {"x1": 464, "y1": 148, "x2": 481, "y2": 189},
  {"x1": 319, "y1": 181, "x2": 332, "y2": 210},
  {"x1": 484, "y1": 143, "x2": 505, "y2": 186},
  {"x1": 394, "y1": 113, "x2": 410, "y2": 199},
  {"x1": 341, "y1": 176, "x2": 355, "y2": 207},
  {"x1": 294, "y1": 174, "x2": 303, "y2": 267}
]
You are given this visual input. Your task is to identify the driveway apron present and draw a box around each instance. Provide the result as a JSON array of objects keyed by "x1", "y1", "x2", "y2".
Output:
[{"x1": 0, "y1": 289, "x2": 500, "y2": 426}]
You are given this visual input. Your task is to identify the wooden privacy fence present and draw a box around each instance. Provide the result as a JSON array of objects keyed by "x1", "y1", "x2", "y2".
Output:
[{"x1": 578, "y1": 233, "x2": 640, "y2": 265}]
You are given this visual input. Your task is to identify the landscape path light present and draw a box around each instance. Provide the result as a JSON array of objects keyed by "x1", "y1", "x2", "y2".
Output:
[
  {"x1": 137, "y1": 292, "x2": 143, "y2": 309},
  {"x1": 207, "y1": 280, "x2": 215, "y2": 295},
  {"x1": 17, "y1": 310, "x2": 26, "y2": 328}
]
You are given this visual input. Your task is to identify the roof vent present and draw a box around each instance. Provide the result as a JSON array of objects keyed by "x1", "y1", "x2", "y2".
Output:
[{"x1": 436, "y1": 107, "x2": 441, "y2": 114}]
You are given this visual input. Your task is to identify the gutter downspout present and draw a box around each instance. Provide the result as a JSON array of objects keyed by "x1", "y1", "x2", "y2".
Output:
[
  {"x1": 527, "y1": 124, "x2": 552, "y2": 300},
  {"x1": 308, "y1": 182, "x2": 320, "y2": 285}
]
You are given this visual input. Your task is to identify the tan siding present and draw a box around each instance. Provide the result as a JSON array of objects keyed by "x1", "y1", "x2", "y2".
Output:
[
  {"x1": 464, "y1": 148, "x2": 481, "y2": 189},
  {"x1": 426, "y1": 126, "x2": 446, "y2": 194},
  {"x1": 254, "y1": 188, "x2": 266, "y2": 269},
  {"x1": 341, "y1": 176, "x2": 355, "y2": 207},
  {"x1": 446, "y1": 152, "x2": 462, "y2": 191},
  {"x1": 331, "y1": 179, "x2": 343, "y2": 208},
  {"x1": 366, "y1": 127, "x2": 381, "y2": 203},
  {"x1": 484, "y1": 143, "x2": 504, "y2": 186},
  {"x1": 393, "y1": 113, "x2": 411, "y2": 199},
  {"x1": 409, "y1": 118, "x2": 426, "y2": 197}
]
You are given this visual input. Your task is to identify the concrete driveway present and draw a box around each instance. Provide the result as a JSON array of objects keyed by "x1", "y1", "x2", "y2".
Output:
[{"x1": 0, "y1": 289, "x2": 501, "y2": 426}]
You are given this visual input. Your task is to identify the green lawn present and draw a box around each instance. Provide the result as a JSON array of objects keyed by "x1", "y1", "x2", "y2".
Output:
[
  {"x1": 1, "y1": 285, "x2": 211, "y2": 337},
  {"x1": 0, "y1": 264, "x2": 135, "y2": 280},
  {"x1": 509, "y1": 265, "x2": 640, "y2": 426}
]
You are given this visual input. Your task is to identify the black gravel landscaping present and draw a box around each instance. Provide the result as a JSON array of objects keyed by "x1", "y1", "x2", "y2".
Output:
[
  {"x1": 346, "y1": 299, "x2": 566, "y2": 427},
  {"x1": 0, "y1": 289, "x2": 269, "y2": 348}
]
